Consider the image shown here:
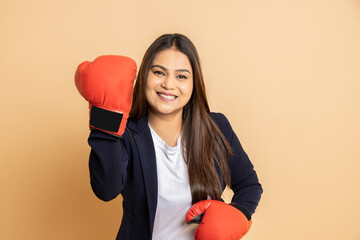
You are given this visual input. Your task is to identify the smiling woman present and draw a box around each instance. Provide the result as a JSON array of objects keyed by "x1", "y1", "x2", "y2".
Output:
[
  {"x1": 145, "y1": 48, "x2": 194, "y2": 139},
  {"x1": 81, "y1": 33, "x2": 263, "y2": 240}
]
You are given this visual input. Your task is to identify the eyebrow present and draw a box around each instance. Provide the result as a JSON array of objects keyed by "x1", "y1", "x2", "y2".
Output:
[{"x1": 151, "y1": 65, "x2": 191, "y2": 74}]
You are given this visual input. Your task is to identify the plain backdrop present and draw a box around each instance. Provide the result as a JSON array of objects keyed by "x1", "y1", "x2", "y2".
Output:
[{"x1": 1, "y1": 0, "x2": 360, "y2": 239}]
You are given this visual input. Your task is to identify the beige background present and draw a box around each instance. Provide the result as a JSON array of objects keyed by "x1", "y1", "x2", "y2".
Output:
[{"x1": 1, "y1": 0, "x2": 360, "y2": 239}]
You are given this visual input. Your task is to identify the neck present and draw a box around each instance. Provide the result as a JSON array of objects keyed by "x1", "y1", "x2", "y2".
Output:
[{"x1": 148, "y1": 110, "x2": 183, "y2": 147}]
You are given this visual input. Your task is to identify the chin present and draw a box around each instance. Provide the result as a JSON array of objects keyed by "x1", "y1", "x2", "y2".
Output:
[{"x1": 156, "y1": 107, "x2": 183, "y2": 116}]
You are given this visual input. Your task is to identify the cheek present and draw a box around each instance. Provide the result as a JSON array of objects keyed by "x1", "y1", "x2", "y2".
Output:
[
  {"x1": 145, "y1": 86, "x2": 155, "y2": 105},
  {"x1": 145, "y1": 77, "x2": 154, "y2": 102},
  {"x1": 145, "y1": 75, "x2": 161, "y2": 91},
  {"x1": 180, "y1": 81, "x2": 194, "y2": 98},
  {"x1": 145, "y1": 74, "x2": 156, "y2": 90},
  {"x1": 145, "y1": 88, "x2": 151, "y2": 103}
]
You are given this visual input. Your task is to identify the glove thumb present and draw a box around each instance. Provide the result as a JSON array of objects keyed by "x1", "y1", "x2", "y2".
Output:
[{"x1": 186, "y1": 200, "x2": 213, "y2": 224}]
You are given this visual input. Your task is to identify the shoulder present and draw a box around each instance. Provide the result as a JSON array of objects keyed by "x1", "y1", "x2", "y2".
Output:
[
  {"x1": 209, "y1": 112, "x2": 229, "y2": 124},
  {"x1": 126, "y1": 114, "x2": 149, "y2": 134},
  {"x1": 209, "y1": 112, "x2": 234, "y2": 140}
]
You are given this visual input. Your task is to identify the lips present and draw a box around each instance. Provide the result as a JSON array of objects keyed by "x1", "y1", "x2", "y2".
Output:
[{"x1": 157, "y1": 92, "x2": 177, "y2": 101}]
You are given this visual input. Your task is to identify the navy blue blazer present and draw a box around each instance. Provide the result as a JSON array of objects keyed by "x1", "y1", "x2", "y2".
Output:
[{"x1": 88, "y1": 112, "x2": 263, "y2": 240}]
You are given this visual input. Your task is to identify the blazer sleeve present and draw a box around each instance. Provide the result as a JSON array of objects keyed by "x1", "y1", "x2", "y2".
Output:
[
  {"x1": 213, "y1": 113, "x2": 263, "y2": 217},
  {"x1": 87, "y1": 130, "x2": 130, "y2": 201}
]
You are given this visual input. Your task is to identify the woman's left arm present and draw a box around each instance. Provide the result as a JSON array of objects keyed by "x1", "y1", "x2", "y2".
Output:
[
  {"x1": 186, "y1": 113, "x2": 263, "y2": 240},
  {"x1": 214, "y1": 113, "x2": 263, "y2": 216}
]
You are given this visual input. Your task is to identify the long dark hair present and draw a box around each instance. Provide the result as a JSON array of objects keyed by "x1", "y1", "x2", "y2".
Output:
[{"x1": 130, "y1": 33, "x2": 232, "y2": 203}]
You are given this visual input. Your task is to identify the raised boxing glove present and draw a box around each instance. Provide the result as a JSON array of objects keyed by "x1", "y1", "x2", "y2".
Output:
[
  {"x1": 186, "y1": 200, "x2": 252, "y2": 240},
  {"x1": 75, "y1": 55, "x2": 137, "y2": 136}
]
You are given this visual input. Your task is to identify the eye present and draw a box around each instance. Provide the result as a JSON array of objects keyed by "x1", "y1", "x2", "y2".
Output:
[
  {"x1": 153, "y1": 70, "x2": 165, "y2": 76},
  {"x1": 178, "y1": 75, "x2": 187, "y2": 80}
]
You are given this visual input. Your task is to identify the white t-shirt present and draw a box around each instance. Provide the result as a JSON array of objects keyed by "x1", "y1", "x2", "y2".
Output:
[{"x1": 149, "y1": 125, "x2": 198, "y2": 240}]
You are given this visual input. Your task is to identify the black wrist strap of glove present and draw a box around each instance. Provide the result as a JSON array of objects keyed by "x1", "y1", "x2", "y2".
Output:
[
  {"x1": 90, "y1": 106, "x2": 123, "y2": 133},
  {"x1": 230, "y1": 203, "x2": 251, "y2": 221}
]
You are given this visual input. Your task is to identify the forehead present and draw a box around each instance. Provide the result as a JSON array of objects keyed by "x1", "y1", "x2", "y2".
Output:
[{"x1": 152, "y1": 48, "x2": 192, "y2": 71}]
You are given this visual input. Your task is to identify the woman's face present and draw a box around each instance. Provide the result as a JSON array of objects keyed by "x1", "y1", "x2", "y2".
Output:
[{"x1": 145, "y1": 48, "x2": 193, "y2": 119}]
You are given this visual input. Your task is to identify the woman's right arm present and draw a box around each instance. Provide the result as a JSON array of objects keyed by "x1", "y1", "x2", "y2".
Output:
[
  {"x1": 74, "y1": 55, "x2": 137, "y2": 201},
  {"x1": 88, "y1": 130, "x2": 129, "y2": 201}
]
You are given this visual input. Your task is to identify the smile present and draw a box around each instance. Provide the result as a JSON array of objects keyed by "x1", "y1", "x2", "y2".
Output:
[{"x1": 157, "y1": 92, "x2": 177, "y2": 101}]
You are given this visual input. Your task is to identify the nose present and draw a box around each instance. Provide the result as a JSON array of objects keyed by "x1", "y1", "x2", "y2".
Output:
[{"x1": 161, "y1": 74, "x2": 176, "y2": 90}]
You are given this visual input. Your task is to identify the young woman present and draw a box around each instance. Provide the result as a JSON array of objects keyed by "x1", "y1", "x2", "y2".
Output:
[{"x1": 75, "y1": 33, "x2": 263, "y2": 240}]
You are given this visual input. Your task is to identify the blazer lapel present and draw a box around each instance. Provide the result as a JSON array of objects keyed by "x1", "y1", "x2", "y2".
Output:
[{"x1": 129, "y1": 115, "x2": 158, "y2": 235}]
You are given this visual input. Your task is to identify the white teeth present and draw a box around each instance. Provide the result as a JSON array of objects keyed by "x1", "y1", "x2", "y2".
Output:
[{"x1": 158, "y1": 93, "x2": 176, "y2": 100}]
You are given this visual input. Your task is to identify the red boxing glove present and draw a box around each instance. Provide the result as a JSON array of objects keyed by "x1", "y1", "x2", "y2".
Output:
[
  {"x1": 186, "y1": 200, "x2": 252, "y2": 240},
  {"x1": 75, "y1": 55, "x2": 137, "y2": 136}
]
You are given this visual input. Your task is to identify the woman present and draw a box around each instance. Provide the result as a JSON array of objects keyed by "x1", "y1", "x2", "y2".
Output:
[{"x1": 75, "y1": 33, "x2": 263, "y2": 240}]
